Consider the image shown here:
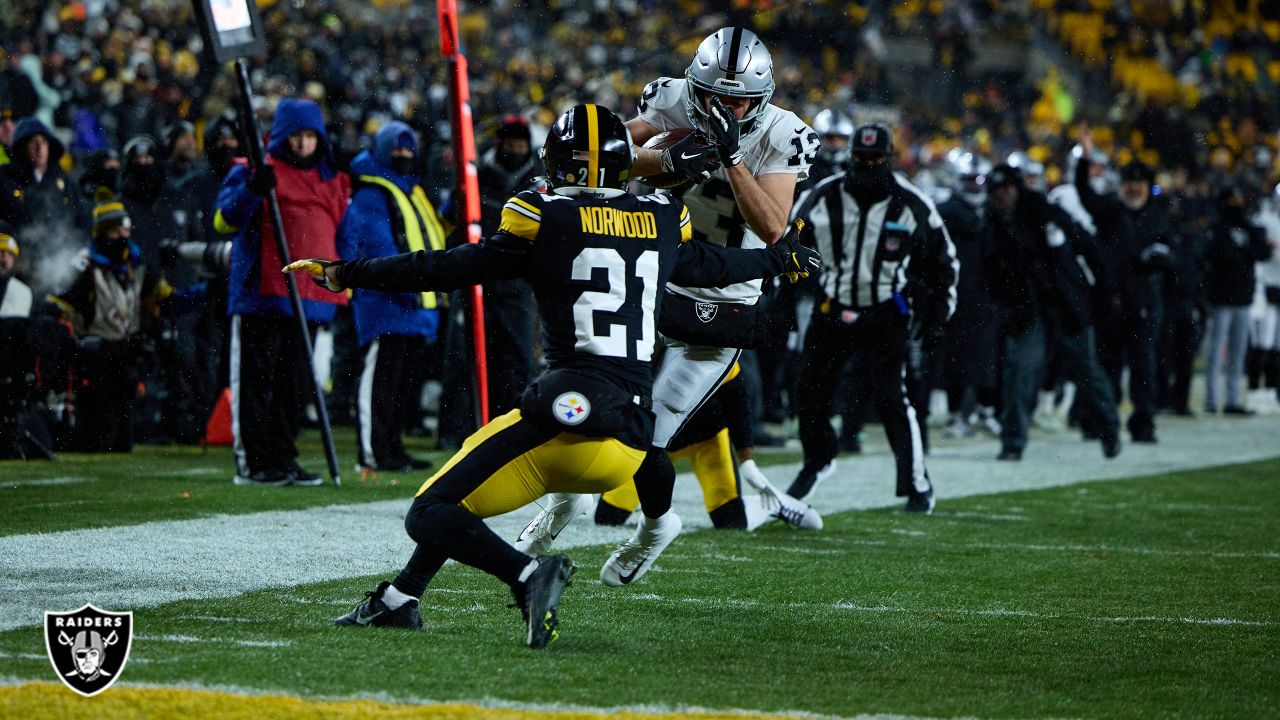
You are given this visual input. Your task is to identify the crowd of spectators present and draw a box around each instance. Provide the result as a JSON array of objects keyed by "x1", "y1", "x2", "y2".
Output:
[{"x1": 0, "y1": 0, "x2": 1277, "y2": 462}]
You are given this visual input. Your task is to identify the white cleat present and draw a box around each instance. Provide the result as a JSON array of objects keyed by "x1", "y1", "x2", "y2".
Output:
[
  {"x1": 600, "y1": 511, "x2": 682, "y2": 587},
  {"x1": 514, "y1": 493, "x2": 593, "y2": 555},
  {"x1": 770, "y1": 491, "x2": 823, "y2": 530}
]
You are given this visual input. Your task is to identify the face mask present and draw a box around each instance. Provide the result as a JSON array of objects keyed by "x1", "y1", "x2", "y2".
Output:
[
  {"x1": 845, "y1": 160, "x2": 893, "y2": 202},
  {"x1": 207, "y1": 146, "x2": 241, "y2": 178},
  {"x1": 390, "y1": 156, "x2": 417, "y2": 176},
  {"x1": 89, "y1": 167, "x2": 121, "y2": 194},
  {"x1": 95, "y1": 236, "x2": 129, "y2": 260},
  {"x1": 496, "y1": 149, "x2": 530, "y2": 172},
  {"x1": 123, "y1": 164, "x2": 166, "y2": 202}
]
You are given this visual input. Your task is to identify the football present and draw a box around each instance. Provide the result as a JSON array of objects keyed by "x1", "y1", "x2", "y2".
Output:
[{"x1": 636, "y1": 128, "x2": 717, "y2": 191}]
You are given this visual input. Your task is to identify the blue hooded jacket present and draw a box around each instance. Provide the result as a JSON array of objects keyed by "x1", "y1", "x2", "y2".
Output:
[
  {"x1": 337, "y1": 121, "x2": 440, "y2": 345},
  {"x1": 10, "y1": 117, "x2": 66, "y2": 168},
  {"x1": 217, "y1": 98, "x2": 347, "y2": 320}
]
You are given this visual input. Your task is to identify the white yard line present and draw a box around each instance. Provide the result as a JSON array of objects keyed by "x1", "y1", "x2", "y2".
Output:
[
  {"x1": 1, "y1": 415, "x2": 1278, "y2": 631},
  {"x1": 0, "y1": 476, "x2": 94, "y2": 488},
  {"x1": 627, "y1": 596, "x2": 1270, "y2": 628},
  {"x1": 137, "y1": 634, "x2": 291, "y2": 648}
]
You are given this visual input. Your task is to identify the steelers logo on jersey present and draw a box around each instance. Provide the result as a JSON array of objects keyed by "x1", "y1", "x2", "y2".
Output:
[{"x1": 553, "y1": 392, "x2": 592, "y2": 426}]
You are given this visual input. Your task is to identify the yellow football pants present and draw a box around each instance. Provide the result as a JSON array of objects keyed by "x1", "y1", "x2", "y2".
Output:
[
  {"x1": 416, "y1": 409, "x2": 646, "y2": 519},
  {"x1": 600, "y1": 427, "x2": 739, "y2": 515}
]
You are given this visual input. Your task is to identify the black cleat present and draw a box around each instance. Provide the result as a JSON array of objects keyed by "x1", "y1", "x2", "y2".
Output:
[
  {"x1": 786, "y1": 458, "x2": 837, "y2": 502},
  {"x1": 904, "y1": 484, "x2": 935, "y2": 515},
  {"x1": 233, "y1": 469, "x2": 291, "y2": 487},
  {"x1": 287, "y1": 461, "x2": 324, "y2": 487},
  {"x1": 996, "y1": 448, "x2": 1022, "y2": 461},
  {"x1": 1101, "y1": 434, "x2": 1121, "y2": 459},
  {"x1": 519, "y1": 555, "x2": 575, "y2": 649},
  {"x1": 334, "y1": 581, "x2": 422, "y2": 629},
  {"x1": 383, "y1": 454, "x2": 434, "y2": 472}
]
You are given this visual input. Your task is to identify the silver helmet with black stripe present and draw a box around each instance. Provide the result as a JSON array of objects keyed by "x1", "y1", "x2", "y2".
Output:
[{"x1": 684, "y1": 27, "x2": 775, "y2": 141}]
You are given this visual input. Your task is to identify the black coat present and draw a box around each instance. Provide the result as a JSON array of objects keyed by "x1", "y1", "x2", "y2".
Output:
[
  {"x1": 937, "y1": 196, "x2": 989, "y2": 327},
  {"x1": 984, "y1": 189, "x2": 1110, "y2": 335},
  {"x1": 1203, "y1": 221, "x2": 1272, "y2": 307},
  {"x1": 1074, "y1": 157, "x2": 1172, "y2": 314}
]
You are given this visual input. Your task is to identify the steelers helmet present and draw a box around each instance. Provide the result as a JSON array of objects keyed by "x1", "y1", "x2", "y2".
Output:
[
  {"x1": 684, "y1": 27, "x2": 775, "y2": 139},
  {"x1": 540, "y1": 104, "x2": 634, "y2": 191}
]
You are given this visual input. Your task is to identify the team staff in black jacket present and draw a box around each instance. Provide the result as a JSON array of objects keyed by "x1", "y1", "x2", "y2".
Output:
[
  {"x1": 786, "y1": 123, "x2": 958, "y2": 514},
  {"x1": 1202, "y1": 185, "x2": 1274, "y2": 415},
  {"x1": 1076, "y1": 130, "x2": 1172, "y2": 443},
  {"x1": 984, "y1": 164, "x2": 1121, "y2": 461}
]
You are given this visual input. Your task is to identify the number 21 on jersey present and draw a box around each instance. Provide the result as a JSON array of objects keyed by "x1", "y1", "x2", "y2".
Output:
[{"x1": 571, "y1": 248, "x2": 659, "y2": 361}]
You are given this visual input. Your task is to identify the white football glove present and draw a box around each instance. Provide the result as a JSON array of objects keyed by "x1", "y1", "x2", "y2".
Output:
[{"x1": 739, "y1": 459, "x2": 781, "y2": 512}]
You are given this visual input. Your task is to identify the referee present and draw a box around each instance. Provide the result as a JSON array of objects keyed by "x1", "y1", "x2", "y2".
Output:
[{"x1": 786, "y1": 123, "x2": 958, "y2": 514}]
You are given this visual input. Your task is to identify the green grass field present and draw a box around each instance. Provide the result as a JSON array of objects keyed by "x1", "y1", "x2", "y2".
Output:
[{"x1": 1, "y1": 437, "x2": 1277, "y2": 719}]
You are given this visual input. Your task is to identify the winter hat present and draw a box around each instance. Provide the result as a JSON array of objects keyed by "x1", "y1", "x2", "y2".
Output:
[
  {"x1": 92, "y1": 200, "x2": 131, "y2": 237},
  {"x1": 1119, "y1": 161, "x2": 1154, "y2": 185},
  {"x1": 0, "y1": 221, "x2": 17, "y2": 257},
  {"x1": 496, "y1": 114, "x2": 531, "y2": 144}
]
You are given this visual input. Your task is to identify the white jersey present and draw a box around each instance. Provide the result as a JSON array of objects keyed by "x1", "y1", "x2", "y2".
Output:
[
  {"x1": 638, "y1": 76, "x2": 818, "y2": 303},
  {"x1": 1254, "y1": 197, "x2": 1280, "y2": 288}
]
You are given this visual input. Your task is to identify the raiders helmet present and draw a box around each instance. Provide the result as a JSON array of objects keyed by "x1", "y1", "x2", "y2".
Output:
[
  {"x1": 948, "y1": 149, "x2": 993, "y2": 206},
  {"x1": 812, "y1": 109, "x2": 854, "y2": 139},
  {"x1": 540, "y1": 104, "x2": 634, "y2": 191},
  {"x1": 684, "y1": 27, "x2": 775, "y2": 139},
  {"x1": 813, "y1": 108, "x2": 855, "y2": 166}
]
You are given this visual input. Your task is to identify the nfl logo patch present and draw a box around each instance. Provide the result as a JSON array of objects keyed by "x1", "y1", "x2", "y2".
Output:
[
  {"x1": 860, "y1": 128, "x2": 879, "y2": 147},
  {"x1": 553, "y1": 392, "x2": 591, "y2": 426},
  {"x1": 885, "y1": 236, "x2": 900, "y2": 252}
]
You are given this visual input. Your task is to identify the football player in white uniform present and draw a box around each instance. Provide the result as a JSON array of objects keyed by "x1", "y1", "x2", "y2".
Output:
[{"x1": 517, "y1": 27, "x2": 822, "y2": 586}]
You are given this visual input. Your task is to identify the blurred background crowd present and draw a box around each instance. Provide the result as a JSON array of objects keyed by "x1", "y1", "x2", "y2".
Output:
[{"x1": 0, "y1": 0, "x2": 1278, "y2": 466}]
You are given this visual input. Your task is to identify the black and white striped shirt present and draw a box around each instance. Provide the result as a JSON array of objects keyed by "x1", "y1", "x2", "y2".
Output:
[{"x1": 793, "y1": 172, "x2": 958, "y2": 321}]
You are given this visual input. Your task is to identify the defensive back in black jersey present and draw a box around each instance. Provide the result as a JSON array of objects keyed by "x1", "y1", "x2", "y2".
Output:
[
  {"x1": 498, "y1": 188, "x2": 692, "y2": 393},
  {"x1": 334, "y1": 189, "x2": 801, "y2": 397}
]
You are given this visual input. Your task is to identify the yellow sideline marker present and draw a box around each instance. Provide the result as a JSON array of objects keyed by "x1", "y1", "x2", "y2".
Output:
[{"x1": 0, "y1": 683, "x2": 808, "y2": 720}]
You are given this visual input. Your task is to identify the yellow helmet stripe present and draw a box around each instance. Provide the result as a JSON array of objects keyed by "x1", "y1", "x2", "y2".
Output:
[{"x1": 586, "y1": 103, "x2": 600, "y2": 188}]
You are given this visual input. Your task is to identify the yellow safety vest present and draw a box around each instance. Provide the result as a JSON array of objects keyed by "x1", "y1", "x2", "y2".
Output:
[{"x1": 357, "y1": 175, "x2": 448, "y2": 309}]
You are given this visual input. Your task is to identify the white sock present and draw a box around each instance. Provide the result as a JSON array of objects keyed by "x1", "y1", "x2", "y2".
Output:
[
  {"x1": 381, "y1": 583, "x2": 416, "y2": 610},
  {"x1": 517, "y1": 559, "x2": 539, "y2": 584}
]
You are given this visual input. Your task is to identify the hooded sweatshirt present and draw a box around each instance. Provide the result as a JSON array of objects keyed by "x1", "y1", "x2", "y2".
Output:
[
  {"x1": 216, "y1": 99, "x2": 350, "y2": 320},
  {"x1": 338, "y1": 121, "x2": 444, "y2": 345},
  {"x1": 0, "y1": 117, "x2": 82, "y2": 230}
]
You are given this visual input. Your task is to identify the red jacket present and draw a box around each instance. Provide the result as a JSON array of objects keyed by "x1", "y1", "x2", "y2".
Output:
[{"x1": 258, "y1": 159, "x2": 351, "y2": 305}]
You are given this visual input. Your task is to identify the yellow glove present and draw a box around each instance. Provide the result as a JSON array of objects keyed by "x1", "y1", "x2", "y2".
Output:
[{"x1": 282, "y1": 258, "x2": 344, "y2": 292}]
